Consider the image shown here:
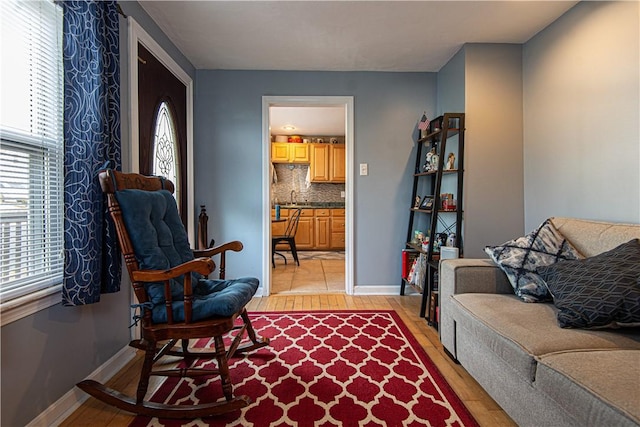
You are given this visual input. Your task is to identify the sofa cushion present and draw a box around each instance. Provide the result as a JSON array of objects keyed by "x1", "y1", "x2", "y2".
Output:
[
  {"x1": 539, "y1": 239, "x2": 640, "y2": 329},
  {"x1": 484, "y1": 219, "x2": 583, "y2": 303},
  {"x1": 535, "y1": 349, "x2": 640, "y2": 426},
  {"x1": 450, "y1": 293, "x2": 640, "y2": 382}
]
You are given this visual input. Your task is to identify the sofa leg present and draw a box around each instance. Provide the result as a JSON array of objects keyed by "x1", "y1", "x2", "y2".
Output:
[{"x1": 443, "y1": 347, "x2": 459, "y2": 364}]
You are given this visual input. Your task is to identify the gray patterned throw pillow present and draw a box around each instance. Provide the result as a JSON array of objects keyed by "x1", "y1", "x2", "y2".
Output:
[
  {"x1": 484, "y1": 219, "x2": 583, "y2": 302},
  {"x1": 539, "y1": 239, "x2": 640, "y2": 329}
]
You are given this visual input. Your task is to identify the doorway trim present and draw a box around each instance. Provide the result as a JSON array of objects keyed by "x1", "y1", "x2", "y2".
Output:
[
  {"x1": 127, "y1": 17, "x2": 195, "y2": 244},
  {"x1": 127, "y1": 18, "x2": 194, "y2": 342},
  {"x1": 261, "y1": 96, "x2": 355, "y2": 296}
]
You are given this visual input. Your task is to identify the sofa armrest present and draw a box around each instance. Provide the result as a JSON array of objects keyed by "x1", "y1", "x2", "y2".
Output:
[
  {"x1": 439, "y1": 258, "x2": 512, "y2": 358},
  {"x1": 440, "y1": 258, "x2": 512, "y2": 296}
]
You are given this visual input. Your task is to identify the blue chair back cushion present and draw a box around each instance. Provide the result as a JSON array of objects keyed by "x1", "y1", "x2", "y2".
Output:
[{"x1": 115, "y1": 189, "x2": 257, "y2": 323}]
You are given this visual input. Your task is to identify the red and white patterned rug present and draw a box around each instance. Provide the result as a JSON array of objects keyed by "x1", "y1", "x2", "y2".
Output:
[{"x1": 130, "y1": 310, "x2": 478, "y2": 427}]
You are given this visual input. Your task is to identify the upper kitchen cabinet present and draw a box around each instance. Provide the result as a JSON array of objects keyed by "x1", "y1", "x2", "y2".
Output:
[
  {"x1": 271, "y1": 142, "x2": 310, "y2": 164},
  {"x1": 310, "y1": 143, "x2": 345, "y2": 183},
  {"x1": 329, "y1": 144, "x2": 345, "y2": 182}
]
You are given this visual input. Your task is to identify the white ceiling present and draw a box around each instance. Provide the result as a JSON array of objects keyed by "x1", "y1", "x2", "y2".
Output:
[
  {"x1": 270, "y1": 106, "x2": 346, "y2": 136},
  {"x1": 138, "y1": 1, "x2": 577, "y2": 72},
  {"x1": 137, "y1": 0, "x2": 578, "y2": 135}
]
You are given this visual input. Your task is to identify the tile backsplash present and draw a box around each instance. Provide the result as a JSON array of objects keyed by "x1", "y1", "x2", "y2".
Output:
[{"x1": 271, "y1": 164, "x2": 345, "y2": 205}]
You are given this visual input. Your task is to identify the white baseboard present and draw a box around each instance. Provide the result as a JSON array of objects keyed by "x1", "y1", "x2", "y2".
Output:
[
  {"x1": 27, "y1": 345, "x2": 137, "y2": 427},
  {"x1": 353, "y1": 285, "x2": 406, "y2": 295},
  {"x1": 255, "y1": 284, "x2": 417, "y2": 297}
]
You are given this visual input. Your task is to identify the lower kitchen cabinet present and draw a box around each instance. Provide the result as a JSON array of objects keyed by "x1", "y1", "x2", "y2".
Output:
[
  {"x1": 314, "y1": 209, "x2": 331, "y2": 249},
  {"x1": 271, "y1": 207, "x2": 344, "y2": 250},
  {"x1": 295, "y1": 209, "x2": 314, "y2": 249},
  {"x1": 330, "y1": 209, "x2": 345, "y2": 249},
  {"x1": 271, "y1": 208, "x2": 290, "y2": 251}
]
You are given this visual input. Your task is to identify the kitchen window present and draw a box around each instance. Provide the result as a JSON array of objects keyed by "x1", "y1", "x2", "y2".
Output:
[{"x1": 0, "y1": 0, "x2": 64, "y2": 319}]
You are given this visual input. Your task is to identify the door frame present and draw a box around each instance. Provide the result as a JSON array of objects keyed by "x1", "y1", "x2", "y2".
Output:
[
  {"x1": 261, "y1": 96, "x2": 355, "y2": 296},
  {"x1": 127, "y1": 17, "x2": 195, "y2": 243}
]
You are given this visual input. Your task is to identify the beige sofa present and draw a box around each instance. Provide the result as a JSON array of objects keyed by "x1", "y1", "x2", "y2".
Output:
[{"x1": 440, "y1": 217, "x2": 640, "y2": 427}]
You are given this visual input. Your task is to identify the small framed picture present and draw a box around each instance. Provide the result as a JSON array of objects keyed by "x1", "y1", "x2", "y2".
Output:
[
  {"x1": 413, "y1": 196, "x2": 421, "y2": 208},
  {"x1": 420, "y1": 197, "x2": 433, "y2": 210}
]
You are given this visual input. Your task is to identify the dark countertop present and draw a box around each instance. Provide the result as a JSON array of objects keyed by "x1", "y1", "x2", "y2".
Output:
[{"x1": 278, "y1": 202, "x2": 345, "y2": 209}]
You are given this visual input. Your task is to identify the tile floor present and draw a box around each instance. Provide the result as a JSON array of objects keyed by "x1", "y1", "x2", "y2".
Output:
[{"x1": 272, "y1": 251, "x2": 345, "y2": 294}]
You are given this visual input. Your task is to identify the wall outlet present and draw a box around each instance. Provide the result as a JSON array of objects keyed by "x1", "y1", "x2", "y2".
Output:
[
  {"x1": 359, "y1": 163, "x2": 368, "y2": 176},
  {"x1": 340, "y1": 191, "x2": 346, "y2": 198}
]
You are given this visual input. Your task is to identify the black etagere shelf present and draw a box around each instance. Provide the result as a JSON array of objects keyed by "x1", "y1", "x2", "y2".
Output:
[{"x1": 400, "y1": 113, "x2": 466, "y2": 327}]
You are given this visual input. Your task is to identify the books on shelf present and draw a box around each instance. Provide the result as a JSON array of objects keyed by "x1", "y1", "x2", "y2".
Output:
[
  {"x1": 405, "y1": 250, "x2": 427, "y2": 291},
  {"x1": 402, "y1": 249, "x2": 419, "y2": 280}
]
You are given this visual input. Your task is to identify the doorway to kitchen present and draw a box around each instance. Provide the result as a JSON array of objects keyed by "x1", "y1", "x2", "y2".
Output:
[{"x1": 261, "y1": 96, "x2": 354, "y2": 296}]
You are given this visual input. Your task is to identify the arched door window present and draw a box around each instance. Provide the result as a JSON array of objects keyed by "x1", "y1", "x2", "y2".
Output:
[{"x1": 152, "y1": 101, "x2": 180, "y2": 208}]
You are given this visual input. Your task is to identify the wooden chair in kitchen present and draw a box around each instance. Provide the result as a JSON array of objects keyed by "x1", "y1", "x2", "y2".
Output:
[
  {"x1": 272, "y1": 208, "x2": 302, "y2": 268},
  {"x1": 77, "y1": 168, "x2": 269, "y2": 419}
]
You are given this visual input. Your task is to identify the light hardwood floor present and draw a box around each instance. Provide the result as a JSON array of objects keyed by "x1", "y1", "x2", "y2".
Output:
[{"x1": 61, "y1": 264, "x2": 516, "y2": 426}]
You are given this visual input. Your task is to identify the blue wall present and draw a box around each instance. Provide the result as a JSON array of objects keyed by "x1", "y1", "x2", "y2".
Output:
[
  {"x1": 194, "y1": 70, "x2": 436, "y2": 287},
  {"x1": 523, "y1": 0, "x2": 639, "y2": 229}
]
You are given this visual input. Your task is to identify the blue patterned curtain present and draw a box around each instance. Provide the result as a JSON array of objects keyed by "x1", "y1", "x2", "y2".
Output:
[{"x1": 62, "y1": 0, "x2": 121, "y2": 305}]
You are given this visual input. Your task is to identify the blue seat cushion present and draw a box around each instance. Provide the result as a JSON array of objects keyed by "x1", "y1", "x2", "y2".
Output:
[
  {"x1": 115, "y1": 189, "x2": 259, "y2": 323},
  {"x1": 151, "y1": 277, "x2": 259, "y2": 323}
]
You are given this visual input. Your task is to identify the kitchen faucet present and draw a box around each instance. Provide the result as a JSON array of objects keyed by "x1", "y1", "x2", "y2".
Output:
[{"x1": 291, "y1": 190, "x2": 297, "y2": 205}]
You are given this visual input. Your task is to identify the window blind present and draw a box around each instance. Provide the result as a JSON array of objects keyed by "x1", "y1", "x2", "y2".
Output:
[{"x1": 0, "y1": 0, "x2": 64, "y2": 302}]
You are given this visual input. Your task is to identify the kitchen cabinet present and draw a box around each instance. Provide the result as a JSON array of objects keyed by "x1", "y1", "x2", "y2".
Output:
[
  {"x1": 271, "y1": 208, "x2": 289, "y2": 251},
  {"x1": 314, "y1": 209, "x2": 331, "y2": 249},
  {"x1": 330, "y1": 209, "x2": 346, "y2": 249},
  {"x1": 271, "y1": 143, "x2": 310, "y2": 164},
  {"x1": 295, "y1": 209, "x2": 314, "y2": 249},
  {"x1": 309, "y1": 144, "x2": 329, "y2": 181},
  {"x1": 271, "y1": 208, "x2": 289, "y2": 235},
  {"x1": 329, "y1": 144, "x2": 346, "y2": 182},
  {"x1": 272, "y1": 207, "x2": 345, "y2": 250},
  {"x1": 309, "y1": 144, "x2": 345, "y2": 183}
]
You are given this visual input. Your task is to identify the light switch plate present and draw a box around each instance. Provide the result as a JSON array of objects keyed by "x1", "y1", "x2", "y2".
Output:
[{"x1": 359, "y1": 163, "x2": 368, "y2": 176}]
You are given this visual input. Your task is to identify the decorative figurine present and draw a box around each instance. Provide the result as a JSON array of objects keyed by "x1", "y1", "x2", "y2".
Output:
[
  {"x1": 422, "y1": 150, "x2": 433, "y2": 172},
  {"x1": 446, "y1": 152, "x2": 455, "y2": 170},
  {"x1": 433, "y1": 233, "x2": 447, "y2": 252},
  {"x1": 423, "y1": 148, "x2": 439, "y2": 172}
]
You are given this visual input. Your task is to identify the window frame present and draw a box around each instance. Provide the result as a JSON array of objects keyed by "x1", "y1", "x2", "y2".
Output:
[
  {"x1": 0, "y1": 0, "x2": 64, "y2": 326},
  {"x1": 152, "y1": 100, "x2": 181, "y2": 207}
]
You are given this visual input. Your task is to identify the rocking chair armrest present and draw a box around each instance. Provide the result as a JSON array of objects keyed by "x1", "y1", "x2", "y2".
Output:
[
  {"x1": 193, "y1": 241, "x2": 243, "y2": 258},
  {"x1": 131, "y1": 258, "x2": 215, "y2": 283}
]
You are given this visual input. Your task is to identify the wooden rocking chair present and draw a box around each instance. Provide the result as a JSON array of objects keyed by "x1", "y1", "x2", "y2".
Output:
[{"x1": 77, "y1": 169, "x2": 269, "y2": 419}]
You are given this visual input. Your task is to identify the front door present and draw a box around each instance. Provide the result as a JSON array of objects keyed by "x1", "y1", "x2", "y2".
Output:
[{"x1": 138, "y1": 42, "x2": 188, "y2": 225}]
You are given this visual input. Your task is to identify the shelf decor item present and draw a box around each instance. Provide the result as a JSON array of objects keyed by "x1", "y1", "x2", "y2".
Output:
[
  {"x1": 418, "y1": 112, "x2": 430, "y2": 139},
  {"x1": 446, "y1": 152, "x2": 456, "y2": 170},
  {"x1": 420, "y1": 196, "x2": 434, "y2": 210}
]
